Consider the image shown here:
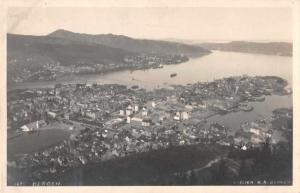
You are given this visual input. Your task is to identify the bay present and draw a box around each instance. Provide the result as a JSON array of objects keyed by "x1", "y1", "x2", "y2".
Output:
[{"x1": 8, "y1": 51, "x2": 292, "y2": 90}]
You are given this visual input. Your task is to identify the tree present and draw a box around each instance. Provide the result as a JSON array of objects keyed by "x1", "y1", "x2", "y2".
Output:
[
  {"x1": 189, "y1": 170, "x2": 197, "y2": 185},
  {"x1": 239, "y1": 159, "x2": 252, "y2": 180},
  {"x1": 211, "y1": 158, "x2": 228, "y2": 185},
  {"x1": 252, "y1": 138, "x2": 272, "y2": 178}
]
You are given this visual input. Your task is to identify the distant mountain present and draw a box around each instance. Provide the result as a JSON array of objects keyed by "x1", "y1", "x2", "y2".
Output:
[
  {"x1": 48, "y1": 29, "x2": 211, "y2": 57},
  {"x1": 199, "y1": 41, "x2": 292, "y2": 56},
  {"x1": 8, "y1": 32, "x2": 209, "y2": 83},
  {"x1": 7, "y1": 34, "x2": 139, "y2": 83},
  {"x1": 7, "y1": 34, "x2": 135, "y2": 66}
]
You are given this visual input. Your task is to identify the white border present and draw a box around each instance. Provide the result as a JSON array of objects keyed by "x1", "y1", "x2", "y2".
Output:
[{"x1": 1, "y1": 1, "x2": 299, "y2": 193}]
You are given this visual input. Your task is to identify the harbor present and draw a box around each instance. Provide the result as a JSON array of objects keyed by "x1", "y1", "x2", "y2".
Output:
[{"x1": 8, "y1": 51, "x2": 292, "y2": 91}]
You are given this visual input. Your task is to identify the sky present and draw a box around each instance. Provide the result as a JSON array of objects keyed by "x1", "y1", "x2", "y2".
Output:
[{"x1": 7, "y1": 7, "x2": 293, "y2": 41}]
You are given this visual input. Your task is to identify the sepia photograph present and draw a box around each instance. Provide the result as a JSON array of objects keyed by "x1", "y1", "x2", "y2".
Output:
[{"x1": 2, "y1": 1, "x2": 299, "y2": 190}]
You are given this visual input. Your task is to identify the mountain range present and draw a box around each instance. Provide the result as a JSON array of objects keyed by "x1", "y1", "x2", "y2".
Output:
[
  {"x1": 199, "y1": 41, "x2": 292, "y2": 56},
  {"x1": 48, "y1": 29, "x2": 210, "y2": 57},
  {"x1": 7, "y1": 30, "x2": 211, "y2": 83},
  {"x1": 7, "y1": 30, "x2": 292, "y2": 84},
  {"x1": 7, "y1": 33, "x2": 136, "y2": 67}
]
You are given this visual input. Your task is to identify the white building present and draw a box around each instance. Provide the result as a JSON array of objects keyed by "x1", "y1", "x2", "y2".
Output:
[
  {"x1": 142, "y1": 110, "x2": 148, "y2": 117},
  {"x1": 142, "y1": 119, "x2": 151, "y2": 127},
  {"x1": 47, "y1": 111, "x2": 57, "y2": 118},
  {"x1": 250, "y1": 127, "x2": 260, "y2": 135},
  {"x1": 126, "y1": 109, "x2": 133, "y2": 116},
  {"x1": 185, "y1": 105, "x2": 193, "y2": 110},
  {"x1": 86, "y1": 111, "x2": 99, "y2": 120},
  {"x1": 120, "y1": 110, "x2": 125, "y2": 116},
  {"x1": 151, "y1": 102, "x2": 156, "y2": 108},
  {"x1": 198, "y1": 103, "x2": 207, "y2": 109},
  {"x1": 173, "y1": 111, "x2": 190, "y2": 121},
  {"x1": 20, "y1": 120, "x2": 46, "y2": 132},
  {"x1": 131, "y1": 117, "x2": 143, "y2": 122},
  {"x1": 173, "y1": 115, "x2": 180, "y2": 121},
  {"x1": 181, "y1": 111, "x2": 190, "y2": 120},
  {"x1": 134, "y1": 105, "x2": 139, "y2": 112}
]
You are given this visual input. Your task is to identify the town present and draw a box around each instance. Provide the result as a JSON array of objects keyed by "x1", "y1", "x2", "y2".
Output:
[
  {"x1": 8, "y1": 53, "x2": 189, "y2": 83},
  {"x1": 7, "y1": 75, "x2": 292, "y2": 184}
]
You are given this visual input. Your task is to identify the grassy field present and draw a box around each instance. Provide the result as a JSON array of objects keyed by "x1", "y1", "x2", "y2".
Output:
[{"x1": 7, "y1": 122, "x2": 72, "y2": 159}]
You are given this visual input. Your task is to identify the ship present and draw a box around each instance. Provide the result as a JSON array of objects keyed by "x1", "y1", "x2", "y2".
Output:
[
  {"x1": 152, "y1": 64, "x2": 164, "y2": 69},
  {"x1": 170, "y1": 73, "x2": 177, "y2": 78},
  {"x1": 254, "y1": 96, "x2": 265, "y2": 102},
  {"x1": 131, "y1": 85, "x2": 139, "y2": 89},
  {"x1": 239, "y1": 104, "x2": 254, "y2": 112}
]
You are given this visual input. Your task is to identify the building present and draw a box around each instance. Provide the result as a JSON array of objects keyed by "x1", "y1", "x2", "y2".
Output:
[
  {"x1": 142, "y1": 110, "x2": 148, "y2": 117},
  {"x1": 174, "y1": 111, "x2": 190, "y2": 121},
  {"x1": 105, "y1": 118, "x2": 124, "y2": 129},
  {"x1": 85, "y1": 110, "x2": 100, "y2": 120},
  {"x1": 249, "y1": 127, "x2": 260, "y2": 135},
  {"x1": 131, "y1": 117, "x2": 143, "y2": 122},
  {"x1": 47, "y1": 111, "x2": 57, "y2": 118},
  {"x1": 120, "y1": 110, "x2": 125, "y2": 116},
  {"x1": 152, "y1": 102, "x2": 156, "y2": 108},
  {"x1": 126, "y1": 109, "x2": 133, "y2": 116},
  {"x1": 134, "y1": 105, "x2": 139, "y2": 112},
  {"x1": 142, "y1": 118, "x2": 151, "y2": 127},
  {"x1": 185, "y1": 105, "x2": 193, "y2": 110},
  {"x1": 181, "y1": 111, "x2": 190, "y2": 120},
  {"x1": 20, "y1": 120, "x2": 46, "y2": 132},
  {"x1": 127, "y1": 116, "x2": 131, "y2": 123},
  {"x1": 198, "y1": 103, "x2": 207, "y2": 109},
  {"x1": 174, "y1": 112, "x2": 180, "y2": 121}
]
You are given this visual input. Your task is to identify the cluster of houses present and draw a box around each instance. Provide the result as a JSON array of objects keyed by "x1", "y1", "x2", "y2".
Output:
[
  {"x1": 234, "y1": 119, "x2": 273, "y2": 150},
  {"x1": 20, "y1": 120, "x2": 46, "y2": 132},
  {"x1": 8, "y1": 75, "x2": 291, "y2": 183},
  {"x1": 115, "y1": 99, "x2": 193, "y2": 129}
]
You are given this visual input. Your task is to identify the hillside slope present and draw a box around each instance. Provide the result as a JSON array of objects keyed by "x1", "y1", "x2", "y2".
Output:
[
  {"x1": 48, "y1": 29, "x2": 211, "y2": 57},
  {"x1": 199, "y1": 41, "x2": 292, "y2": 56}
]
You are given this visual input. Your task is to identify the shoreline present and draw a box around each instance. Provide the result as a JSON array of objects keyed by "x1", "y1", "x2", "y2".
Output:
[
  {"x1": 206, "y1": 49, "x2": 292, "y2": 57},
  {"x1": 7, "y1": 52, "x2": 212, "y2": 90},
  {"x1": 6, "y1": 75, "x2": 293, "y2": 185},
  {"x1": 7, "y1": 50, "x2": 292, "y2": 92}
]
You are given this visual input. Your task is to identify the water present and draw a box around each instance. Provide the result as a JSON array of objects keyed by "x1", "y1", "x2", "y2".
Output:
[
  {"x1": 208, "y1": 95, "x2": 293, "y2": 135},
  {"x1": 7, "y1": 51, "x2": 293, "y2": 155},
  {"x1": 88, "y1": 51, "x2": 292, "y2": 89},
  {"x1": 8, "y1": 51, "x2": 292, "y2": 90}
]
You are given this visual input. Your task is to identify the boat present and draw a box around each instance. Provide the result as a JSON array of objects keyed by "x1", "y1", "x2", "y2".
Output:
[
  {"x1": 131, "y1": 85, "x2": 139, "y2": 89},
  {"x1": 152, "y1": 65, "x2": 163, "y2": 69},
  {"x1": 254, "y1": 96, "x2": 265, "y2": 102},
  {"x1": 233, "y1": 108, "x2": 240, "y2": 112},
  {"x1": 243, "y1": 106, "x2": 254, "y2": 112},
  {"x1": 170, "y1": 73, "x2": 177, "y2": 78},
  {"x1": 239, "y1": 104, "x2": 254, "y2": 112}
]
